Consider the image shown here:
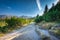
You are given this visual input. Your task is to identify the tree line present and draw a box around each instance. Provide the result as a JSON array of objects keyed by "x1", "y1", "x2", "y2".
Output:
[
  {"x1": 35, "y1": 2, "x2": 60, "y2": 23},
  {"x1": 0, "y1": 16, "x2": 33, "y2": 33}
]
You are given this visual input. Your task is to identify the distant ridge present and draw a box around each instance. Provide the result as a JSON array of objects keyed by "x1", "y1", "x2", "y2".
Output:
[
  {"x1": 0, "y1": 15, "x2": 12, "y2": 19},
  {"x1": 0, "y1": 15, "x2": 7, "y2": 19},
  {"x1": 20, "y1": 15, "x2": 33, "y2": 19}
]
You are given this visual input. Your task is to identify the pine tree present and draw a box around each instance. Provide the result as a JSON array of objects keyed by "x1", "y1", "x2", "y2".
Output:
[
  {"x1": 52, "y1": 3, "x2": 54, "y2": 7},
  {"x1": 36, "y1": 14, "x2": 39, "y2": 18},
  {"x1": 44, "y1": 5, "x2": 48, "y2": 13}
]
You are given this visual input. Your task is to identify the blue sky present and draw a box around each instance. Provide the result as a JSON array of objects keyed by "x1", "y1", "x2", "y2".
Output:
[{"x1": 0, "y1": 0, "x2": 59, "y2": 17}]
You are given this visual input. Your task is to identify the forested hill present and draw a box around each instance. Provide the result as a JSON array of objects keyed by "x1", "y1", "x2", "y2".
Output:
[
  {"x1": 35, "y1": 1, "x2": 60, "y2": 23},
  {"x1": 49, "y1": 1, "x2": 60, "y2": 12},
  {"x1": 43, "y1": 1, "x2": 60, "y2": 22}
]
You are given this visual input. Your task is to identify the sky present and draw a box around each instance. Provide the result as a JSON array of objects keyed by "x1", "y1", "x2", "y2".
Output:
[{"x1": 0, "y1": 0, "x2": 59, "y2": 17}]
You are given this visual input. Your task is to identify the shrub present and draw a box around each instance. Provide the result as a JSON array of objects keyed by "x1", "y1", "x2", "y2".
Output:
[
  {"x1": 0, "y1": 26, "x2": 8, "y2": 33},
  {"x1": 34, "y1": 16, "x2": 43, "y2": 23}
]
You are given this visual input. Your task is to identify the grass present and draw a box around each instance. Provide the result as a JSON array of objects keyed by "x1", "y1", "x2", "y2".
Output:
[
  {"x1": 0, "y1": 23, "x2": 28, "y2": 37},
  {"x1": 37, "y1": 21, "x2": 57, "y2": 29},
  {"x1": 0, "y1": 33, "x2": 5, "y2": 37},
  {"x1": 0, "y1": 21, "x2": 7, "y2": 27},
  {"x1": 53, "y1": 29, "x2": 60, "y2": 35},
  {"x1": 36, "y1": 21, "x2": 60, "y2": 39}
]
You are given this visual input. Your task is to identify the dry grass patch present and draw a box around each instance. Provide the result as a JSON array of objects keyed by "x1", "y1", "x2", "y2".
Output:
[{"x1": 38, "y1": 21, "x2": 57, "y2": 29}]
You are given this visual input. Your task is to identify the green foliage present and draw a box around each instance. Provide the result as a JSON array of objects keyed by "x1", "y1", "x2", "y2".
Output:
[
  {"x1": 0, "y1": 21, "x2": 7, "y2": 27},
  {"x1": 0, "y1": 26, "x2": 8, "y2": 33},
  {"x1": 5, "y1": 17, "x2": 32, "y2": 28},
  {"x1": 44, "y1": 5, "x2": 48, "y2": 14},
  {"x1": 34, "y1": 16, "x2": 43, "y2": 23},
  {"x1": 5, "y1": 17, "x2": 18, "y2": 28},
  {"x1": 44, "y1": 10, "x2": 59, "y2": 22},
  {"x1": 35, "y1": 2, "x2": 60, "y2": 23},
  {"x1": 43, "y1": 3, "x2": 60, "y2": 22},
  {"x1": 0, "y1": 16, "x2": 32, "y2": 33}
]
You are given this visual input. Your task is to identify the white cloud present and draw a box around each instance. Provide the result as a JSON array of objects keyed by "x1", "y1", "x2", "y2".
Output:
[
  {"x1": 36, "y1": 0, "x2": 42, "y2": 10},
  {"x1": 54, "y1": 0, "x2": 59, "y2": 5}
]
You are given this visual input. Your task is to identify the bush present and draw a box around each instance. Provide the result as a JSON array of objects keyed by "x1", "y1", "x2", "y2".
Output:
[
  {"x1": 0, "y1": 26, "x2": 8, "y2": 33},
  {"x1": 34, "y1": 16, "x2": 43, "y2": 23}
]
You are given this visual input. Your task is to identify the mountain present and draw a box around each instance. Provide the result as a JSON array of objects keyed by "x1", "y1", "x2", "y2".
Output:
[
  {"x1": 0, "y1": 15, "x2": 7, "y2": 19},
  {"x1": 20, "y1": 16, "x2": 33, "y2": 19},
  {"x1": 0, "y1": 15, "x2": 12, "y2": 19}
]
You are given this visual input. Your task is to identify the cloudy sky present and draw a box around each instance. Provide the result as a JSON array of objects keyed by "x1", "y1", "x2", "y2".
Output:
[{"x1": 0, "y1": 0, "x2": 59, "y2": 17}]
